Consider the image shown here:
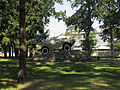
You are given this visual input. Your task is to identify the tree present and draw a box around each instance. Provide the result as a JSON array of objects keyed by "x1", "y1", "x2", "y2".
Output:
[
  {"x1": 17, "y1": 0, "x2": 64, "y2": 82},
  {"x1": 17, "y1": 0, "x2": 26, "y2": 82},
  {"x1": 81, "y1": 32, "x2": 97, "y2": 55},
  {"x1": 99, "y1": 0, "x2": 119, "y2": 58},
  {"x1": 0, "y1": 0, "x2": 12, "y2": 57},
  {"x1": 65, "y1": 0, "x2": 98, "y2": 57},
  {"x1": 0, "y1": 0, "x2": 19, "y2": 58},
  {"x1": 1, "y1": 30, "x2": 10, "y2": 57}
]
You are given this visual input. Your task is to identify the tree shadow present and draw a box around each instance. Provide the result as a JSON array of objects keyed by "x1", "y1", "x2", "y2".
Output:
[
  {"x1": 1, "y1": 57, "x2": 120, "y2": 90},
  {"x1": 0, "y1": 60, "x2": 18, "y2": 89},
  {"x1": 21, "y1": 62, "x2": 120, "y2": 90}
]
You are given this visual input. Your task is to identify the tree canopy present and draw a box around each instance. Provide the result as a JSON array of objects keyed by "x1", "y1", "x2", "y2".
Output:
[
  {"x1": 65, "y1": 0, "x2": 100, "y2": 56},
  {"x1": 65, "y1": 0, "x2": 120, "y2": 57},
  {"x1": 0, "y1": 0, "x2": 65, "y2": 57}
]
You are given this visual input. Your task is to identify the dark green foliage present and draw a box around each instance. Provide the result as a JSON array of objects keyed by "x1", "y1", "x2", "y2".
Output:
[
  {"x1": 114, "y1": 40, "x2": 120, "y2": 50},
  {"x1": 0, "y1": 0, "x2": 64, "y2": 57},
  {"x1": 65, "y1": 0, "x2": 99, "y2": 56},
  {"x1": 99, "y1": 0, "x2": 119, "y2": 40},
  {"x1": 99, "y1": 0, "x2": 120, "y2": 57},
  {"x1": 0, "y1": 0, "x2": 19, "y2": 57},
  {"x1": 65, "y1": 0, "x2": 120, "y2": 56},
  {"x1": 81, "y1": 33, "x2": 97, "y2": 54}
]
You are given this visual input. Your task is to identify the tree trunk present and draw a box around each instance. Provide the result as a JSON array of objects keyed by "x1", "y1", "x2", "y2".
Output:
[
  {"x1": 4, "y1": 44, "x2": 7, "y2": 58},
  {"x1": 110, "y1": 29, "x2": 114, "y2": 59},
  {"x1": 15, "y1": 48, "x2": 19, "y2": 58},
  {"x1": 9, "y1": 45, "x2": 11, "y2": 57},
  {"x1": 85, "y1": 32, "x2": 91, "y2": 57},
  {"x1": 17, "y1": 0, "x2": 26, "y2": 82},
  {"x1": 26, "y1": 45, "x2": 28, "y2": 57},
  {"x1": 12, "y1": 45, "x2": 14, "y2": 57},
  {"x1": 86, "y1": 0, "x2": 92, "y2": 58},
  {"x1": 29, "y1": 47, "x2": 33, "y2": 58}
]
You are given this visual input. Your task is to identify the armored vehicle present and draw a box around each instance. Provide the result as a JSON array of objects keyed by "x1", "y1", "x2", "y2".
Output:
[{"x1": 35, "y1": 36, "x2": 75, "y2": 55}]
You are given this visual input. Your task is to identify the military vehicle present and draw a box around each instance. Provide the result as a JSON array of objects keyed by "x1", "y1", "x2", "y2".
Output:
[{"x1": 35, "y1": 36, "x2": 75, "y2": 55}]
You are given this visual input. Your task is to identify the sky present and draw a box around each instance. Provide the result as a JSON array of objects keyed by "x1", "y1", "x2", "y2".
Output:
[{"x1": 45, "y1": 0, "x2": 101, "y2": 37}]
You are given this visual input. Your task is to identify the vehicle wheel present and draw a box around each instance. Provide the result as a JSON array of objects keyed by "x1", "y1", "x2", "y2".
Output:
[
  {"x1": 41, "y1": 47, "x2": 49, "y2": 55},
  {"x1": 63, "y1": 44, "x2": 71, "y2": 51}
]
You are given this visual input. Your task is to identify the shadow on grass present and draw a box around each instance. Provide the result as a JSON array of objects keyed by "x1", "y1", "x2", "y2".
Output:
[
  {"x1": 0, "y1": 59, "x2": 18, "y2": 89},
  {"x1": 21, "y1": 61, "x2": 120, "y2": 90},
  {"x1": 0, "y1": 58, "x2": 120, "y2": 90}
]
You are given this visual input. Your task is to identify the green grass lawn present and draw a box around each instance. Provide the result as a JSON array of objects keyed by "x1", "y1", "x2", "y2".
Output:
[
  {"x1": 0, "y1": 58, "x2": 120, "y2": 90},
  {"x1": 92, "y1": 56, "x2": 120, "y2": 61}
]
